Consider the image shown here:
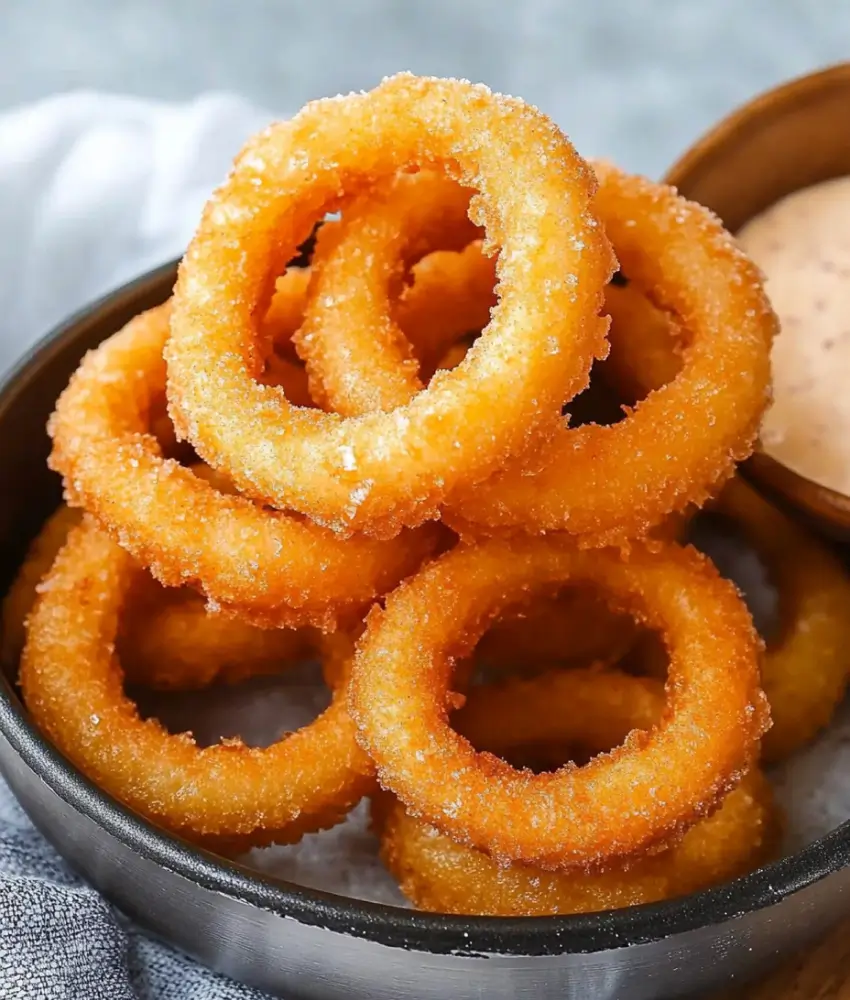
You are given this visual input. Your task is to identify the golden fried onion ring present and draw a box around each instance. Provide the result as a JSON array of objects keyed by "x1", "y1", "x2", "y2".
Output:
[
  {"x1": 600, "y1": 279, "x2": 685, "y2": 405},
  {"x1": 19, "y1": 519, "x2": 374, "y2": 846},
  {"x1": 295, "y1": 170, "x2": 481, "y2": 415},
  {"x1": 712, "y1": 478, "x2": 850, "y2": 763},
  {"x1": 377, "y1": 669, "x2": 776, "y2": 915},
  {"x1": 48, "y1": 302, "x2": 439, "y2": 630},
  {"x1": 350, "y1": 535, "x2": 768, "y2": 869},
  {"x1": 446, "y1": 163, "x2": 776, "y2": 541},
  {"x1": 166, "y1": 73, "x2": 613, "y2": 537}
]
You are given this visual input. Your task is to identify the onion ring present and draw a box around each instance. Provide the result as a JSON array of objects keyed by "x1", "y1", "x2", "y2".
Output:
[
  {"x1": 474, "y1": 588, "x2": 639, "y2": 676},
  {"x1": 166, "y1": 72, "x2": 613, "y2": 537},
  {"x1": 455, "y1": 667, "x2": 661, "y2": 752},
  {"x1": 19, "y1": 519, "x2": 374, "y2": 847},
  {"x1": 350, "y1": 535, "x2": 768, "y2": 869},
  {"x1": 263, "y1": 242, "x2": 497, "y2": 382},
  {"x1": 48, "y1": 302, "x2": 439, "y2": 629},
  {"x1": 397, "y1": 243, "x2": 496, "y2": 379},
  {"x1": 295, "y1": 170, "x2": 481, "y2": 415},
  {"x1": 279, "y1": 157, "x2": 773, "y2": 543},
  {"x1": 445, "y1": 162, "x2": 776, "y2": 541},
  {"x1": 599, "y1": 279, "x2": 685, "y2": 405},
  {"x1": 0, "y1": 504, "x2": 312, "y2": 691},
  {"x1": 711, "y1": 478, "x2": 850, "y2": 763},
  {"x1": 1, "y1": 505, "x2": 82, "y2": 667},
  {"x1": 376, "y1": 668, "x2": 776, "y2": 915},
  {"x1": 120, "y1": 592, "x2": 312, "y2": 692}
]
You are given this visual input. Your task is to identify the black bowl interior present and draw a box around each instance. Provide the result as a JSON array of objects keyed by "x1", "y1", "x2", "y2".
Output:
[{"x1": 1, "y1": 262, "x2": 850, "y2": 958}]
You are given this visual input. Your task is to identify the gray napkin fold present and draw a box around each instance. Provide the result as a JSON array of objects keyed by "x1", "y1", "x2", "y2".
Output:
[{"x1": 0, "y1": 786, "x2": 276, "y2": 999}]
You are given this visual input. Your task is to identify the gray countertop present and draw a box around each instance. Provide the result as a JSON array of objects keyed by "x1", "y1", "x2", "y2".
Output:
[{"x1": 2, "y1": 0, "x2": 848, "y2": 178}]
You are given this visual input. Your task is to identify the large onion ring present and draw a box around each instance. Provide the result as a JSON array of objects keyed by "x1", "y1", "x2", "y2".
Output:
[
  {"x1": 19, "y1": 519, "x2": 374, "y2": 847},
  {"x1": 166, "y1": 72, "x2": 613, "y2": 537},
  {"x1": 377, "y1": 669, "x2": 776, "y2": 915},
  {"x1": 48, "y1": 302, "x2": 439, "y2": 629},
  {"x1": 446, "y1": 163, "x2": 776, "y2": 541},
  {"x1": 284, "y1": 158, "x2": 774, "y2": 543},
  {"x1": 350, "y1": 535, "x2": 767, "y2": 869},
  {"x1": 712, "y1": 478, "x2": 850, "y2": 763}
]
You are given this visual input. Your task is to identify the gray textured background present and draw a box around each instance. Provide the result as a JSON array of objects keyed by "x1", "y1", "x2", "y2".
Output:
[{"x1": 2, "y1": 0, "x2": 849, "y2": 177}]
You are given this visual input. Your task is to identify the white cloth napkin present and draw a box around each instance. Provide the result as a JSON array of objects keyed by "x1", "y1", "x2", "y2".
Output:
[
  {"x1": 0, "y1": 91, "x2": 272, "y2": 376},
  {"x1": 0, "y1": 90, "x2": 284, "y2": 1000}
]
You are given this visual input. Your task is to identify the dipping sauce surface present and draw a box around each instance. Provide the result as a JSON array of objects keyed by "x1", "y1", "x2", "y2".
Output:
[{"x1": 738, "y1": 176, "x2": 850, "y2": 495}]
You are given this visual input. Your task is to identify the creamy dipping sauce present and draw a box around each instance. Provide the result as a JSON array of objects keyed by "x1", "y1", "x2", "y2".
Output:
[{"x1": 738, "y1": 176, "x2": 850, "y2": 495}]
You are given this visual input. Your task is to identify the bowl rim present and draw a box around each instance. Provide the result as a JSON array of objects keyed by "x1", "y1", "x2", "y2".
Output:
[
  {"x1": 665, "y1": 61, "x2": 850, "y2": 207},
  {"x1": 665, "y1": 61, "x2": 850, "y2": 521},
  {"x1": 2, "y1": 260, "x2": 850, "y2": 958}
]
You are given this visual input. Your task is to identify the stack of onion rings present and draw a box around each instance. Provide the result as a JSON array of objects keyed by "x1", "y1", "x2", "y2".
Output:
[
  {"x1": 376, "y1": 668, "x2": 777, "y2": 915},
  {"x1": 48, "y1": 302, "x2": 440, "y2": 629},
  {"x1": 12, "y1": 72, "x2": 816, "y2": 915},
  {"x1": 350, "y1": 535, "x2": 767, "y2": 869},
  {"x1": 293, "y1": 159, "x2": 775, "y2": 544},
  {"x1": 166, "y1": 73, "x2": 614, "y2": 537}
]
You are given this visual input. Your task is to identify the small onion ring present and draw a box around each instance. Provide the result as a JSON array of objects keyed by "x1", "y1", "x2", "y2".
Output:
[
  {"x1": 263, "y1": 242, "x2": 497, "y2": 380},
  {"x1": 474, "y1": 588, "x2": 639, "y2": 676},
  {"x1": 0, "y1": 504, "x2": 313, "y2": 691},
  {"x1": 166, "y1": 72, "x2": 613, "y2": 537},
  {"x1": 376, "y1": 669, "x2": 776, "y2": 915},
  {"x1": 120, "y1": 592, "x2": 313, "y2": 691},
  {"x1": 48, "y1": 302, "x2": 439, "y2": 629},
  {"x1": 711, "y1": 478, "x2": 850, "y2": 763},
  {"x1": 599, "y1": 279, "x2": 685, "y2": 405},
  {"x1": 295, "y1": 170, "x2": 481, "y2": 415},
  {"x1": 350, "y1": 535, "x2": 768, "y2": 869},
  {"x1": 19, "y1": 519, "x2": 374, "y2": 847},
  {"x1": 397, "y1": 243, "x2": 496, "y2": 379}
]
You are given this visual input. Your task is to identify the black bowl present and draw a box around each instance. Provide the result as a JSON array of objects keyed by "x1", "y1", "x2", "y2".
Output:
[{"x1": 1, "y1": 263, "x2": 849, "y2": 1000}]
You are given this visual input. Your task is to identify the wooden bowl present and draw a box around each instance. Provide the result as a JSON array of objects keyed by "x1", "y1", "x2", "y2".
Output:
[{"x1": 664, "y1": 62, "x2": 850, "y2": 540}]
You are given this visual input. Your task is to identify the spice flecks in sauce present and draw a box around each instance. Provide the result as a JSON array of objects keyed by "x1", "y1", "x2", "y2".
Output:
[{"x1": 738, "y1": 177, "x2": 850, "y2": 495}]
